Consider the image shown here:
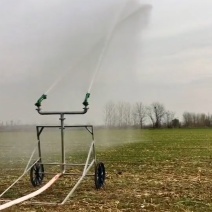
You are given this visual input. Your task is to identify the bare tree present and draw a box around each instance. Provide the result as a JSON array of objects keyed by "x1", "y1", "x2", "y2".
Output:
[
  {"x1": 146, "y1": 106, "x2": 155, "y2": 127},
  {"x1": 123, "y1": 102, "x2": 131, "y2": 127},
  {"x1": 132, "y1": 102, "x2": 146, "y2": 128},
  {"x1": 116, "y1": 102, "x2": 125, "y2": 127},
  {"x1": 205, "y1": 113, "x2": 212, "y2": 127},
  {"x1": 146, "y1": 102, "x2": 166, "y2": 128},
  {"x1": 164, "y1": 110, "x2": 175, "y2": 128},
  {"x1": 183, "y1": 112, "x2": 212, "y2": 127},
  {"x1": 104, "y1": 101, "x2": 117, "y2": 127},
  {"x1": 104, "y1": 101, "x2": 133, "y2": 128},
  {"x1": 183, "y1": 112, "x2": 192, "y2": 127}
]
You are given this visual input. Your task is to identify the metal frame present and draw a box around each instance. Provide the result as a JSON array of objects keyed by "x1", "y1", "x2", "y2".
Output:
[
  {"x1": 36, "y1": 124, "x2": 95, "y2": 174},
  {"x1": 34, "y1": 107, "x2": 98, "y2": 204},
  {"x1": 0, "y1": 94, "x2": 105, "y2": 208}
]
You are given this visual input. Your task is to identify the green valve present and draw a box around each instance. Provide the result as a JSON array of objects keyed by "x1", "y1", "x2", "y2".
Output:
[
  {"x1": 82, "y1": 93, "x2": 90, "y2": 107},
  {"x1": 35, "y1": 94, "x2": 47, "y2": 107}
]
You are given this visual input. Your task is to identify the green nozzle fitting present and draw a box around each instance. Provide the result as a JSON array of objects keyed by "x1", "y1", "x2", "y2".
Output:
[
  {"x1": 35, "y1": 94, "x2": 47, "y2": 107},
  {"x1": 82, "y1": 93, "x2": 90, "y2": 107}
]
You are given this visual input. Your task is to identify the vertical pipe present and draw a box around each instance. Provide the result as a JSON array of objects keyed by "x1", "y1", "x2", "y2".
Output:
[
  {"x1": 37, "y1": 127, "x2": 42, "y2": 160},
  {"x1": 91, "y1": 127, "x2": 97, "y2": 163},
  {"x1": 60, "y1": 114, "x2": 65, "y2": 173}
]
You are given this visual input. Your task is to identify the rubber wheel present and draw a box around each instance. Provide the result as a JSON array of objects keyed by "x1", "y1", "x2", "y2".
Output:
[
  {"x1": 95, "y1": 162, "x2": 105, "y2": 189},
  {"x1": 30, "y1": 162, "x2": 44, "y2": 187}
]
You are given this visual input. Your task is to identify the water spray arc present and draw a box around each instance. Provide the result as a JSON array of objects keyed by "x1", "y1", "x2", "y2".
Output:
[
  {"x1": 87, "y1": 0, "x2": 148, "y2": 93},
  {"x1": 43, "y1": 0, "x2": 146, "y2": 97},
  {"x1": 87, "y1": 0, "x2": 128, "y2": 94}
]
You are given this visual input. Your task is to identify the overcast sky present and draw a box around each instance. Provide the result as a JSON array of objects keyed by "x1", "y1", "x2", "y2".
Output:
[{"x1": 0, "y1": 0, "x2": 212, "y2": 125}]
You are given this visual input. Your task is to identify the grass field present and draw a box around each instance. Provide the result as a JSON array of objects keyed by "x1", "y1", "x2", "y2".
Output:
[{"x1": 1, "y1": 128, "x2": 212, "y2": 211}]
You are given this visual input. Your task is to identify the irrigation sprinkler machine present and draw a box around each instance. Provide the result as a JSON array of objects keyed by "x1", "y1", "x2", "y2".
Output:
[{"x1": 0, "y1": 93, "x2": 106, "y2": 209}]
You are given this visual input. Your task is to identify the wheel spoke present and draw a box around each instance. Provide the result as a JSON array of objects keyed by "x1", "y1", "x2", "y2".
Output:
[
  {"x1": 30, "y1": 162, "x2": 44, "y2": 187},
  {"x1": 95, "y1": 162, "x2": 105, "y2": 189}
]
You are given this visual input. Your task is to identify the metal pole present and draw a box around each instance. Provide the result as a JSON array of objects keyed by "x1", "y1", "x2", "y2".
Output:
[
  {"x1": 37, "y1": 128, "x2": 42, "y2": 160},
  {"x1": 60, "y1": 114, "x2": 65, "y2": 173}
]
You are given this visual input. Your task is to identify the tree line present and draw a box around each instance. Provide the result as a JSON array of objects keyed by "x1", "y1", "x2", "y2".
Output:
[
  {"x1": 104, "y1": 101, "x2": 212, "y2": 128},
  {"x1": 182, "y1": 112, "x2": 212, "y2": 127}
]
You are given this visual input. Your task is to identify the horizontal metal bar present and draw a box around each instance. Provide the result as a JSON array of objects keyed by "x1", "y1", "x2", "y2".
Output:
[
  {"x1": 41, "y1": 163, "x2": 91, "y2": 166},
  {"x1": 36, "y1": 125, "x2": 93, "y2": 128},
  {"x1": 44, "y1": 172, "x2": 94, "y2": 176},
  {"x1": 37, "y1": 108, "x2": 88, "y2": 115}
]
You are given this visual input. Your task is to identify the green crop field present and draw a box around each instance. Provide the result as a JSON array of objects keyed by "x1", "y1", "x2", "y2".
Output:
[{"x1": 1, "y1": 128, "x2": 212, "y2": 211}]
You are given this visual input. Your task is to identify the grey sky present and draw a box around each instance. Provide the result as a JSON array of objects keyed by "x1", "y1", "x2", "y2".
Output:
[
  {"x1": 0, "y1": 0, "x2": 212, "y2": 125},
  {"x1": 136, "y1": 0, "x2": 212, "y2": 120}
]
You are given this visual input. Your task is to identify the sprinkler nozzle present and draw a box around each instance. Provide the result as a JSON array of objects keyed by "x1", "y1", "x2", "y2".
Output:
[
  {"x1": 35, "y1": 94, "x2": 47, "y2": 108},
  {"x1": 82, "y1": 93, "x2": 90, "y2": 108}
]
